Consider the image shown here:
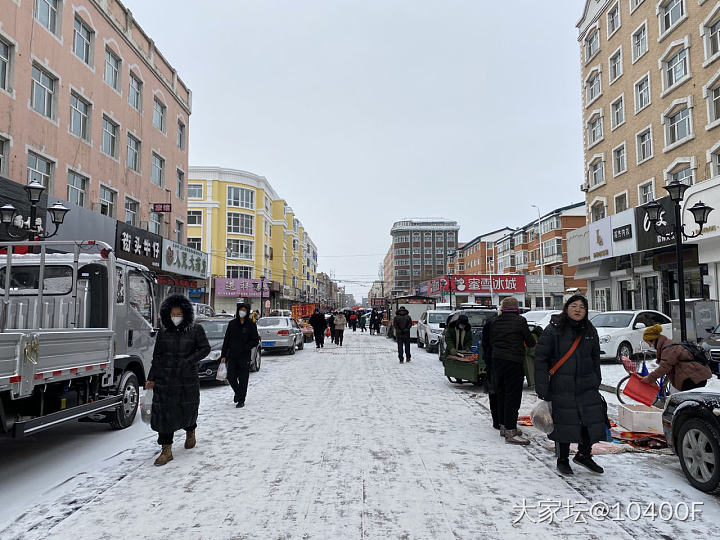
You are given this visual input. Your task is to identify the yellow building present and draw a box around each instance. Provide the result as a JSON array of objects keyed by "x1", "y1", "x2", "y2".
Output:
[{"x1": 187, "y1": 166, "x2": 318, "y2": 312}]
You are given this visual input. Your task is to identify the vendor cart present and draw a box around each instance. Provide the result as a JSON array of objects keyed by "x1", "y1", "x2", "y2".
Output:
[{"x1": 444, "y1": 351, "x2": 487, "y2": 385}]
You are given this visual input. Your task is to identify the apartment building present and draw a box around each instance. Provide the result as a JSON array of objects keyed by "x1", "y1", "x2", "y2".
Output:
[
  {"x1": 383, "y1": 244, "x2": 394, "y2": 297},
  {"x1": 0, "y1": 0, "x2": 191, "y2": 240},
  {"x1": 389, "y1": 218, "x2": 459, "y2": 295},
  {"x1": 186, "y1": 166, "x2": 318, "y2": 312},
  {"x1": 447, "y1": 228, "x2": 512, "y2": 275},
  {"x1": 575, "y1": 0, "x2": 720, "y2": 312}
]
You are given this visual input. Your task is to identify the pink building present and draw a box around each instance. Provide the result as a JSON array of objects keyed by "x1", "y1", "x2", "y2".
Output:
[{"x1": 0, "y1": 0, "x2": 191, "y2": 242}]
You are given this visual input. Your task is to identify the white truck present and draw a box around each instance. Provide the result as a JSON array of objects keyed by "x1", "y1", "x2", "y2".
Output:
[
  {"x1": 0, "y1": 240, "x2": 157, "y2": 437},
  {"x1": 390, "y1": 295, "x2": 436, "y2": 341}
]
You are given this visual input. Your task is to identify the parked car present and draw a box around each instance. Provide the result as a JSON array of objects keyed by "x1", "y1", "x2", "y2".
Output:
[
  {"x1": 662, "y1": 390, "x2": 720, "y2": 494},
  {"x1": 437, "y1": 309, "x2": 498, "y2": 361},
  {"x1": 522, "y1": 309, "x2": 601, "y2": 331},
  {"x1": 257, "y1": 316, "x2": 304, "y2": 354},
  {"x1": 269, "y1": 309, "x2": 293, "y2": 318},
  {"x1": 700, "y1": 324, "x2": 720, "y2": 378},
  {"x1": 298, "y1": 318, "x2": 316, "y2": 342},
  {"x1": 591, "y1": 310, "x2": 672, "y2": 361},
  {"x1": 196, "y1": 317, "x2": 262, "y2": 379},
  {"x1": 417, "y1": 309, "x2": 452, "y2": 353},
  {"x1": 192, "y1": 302, "x2": 215, "y2": 319}
]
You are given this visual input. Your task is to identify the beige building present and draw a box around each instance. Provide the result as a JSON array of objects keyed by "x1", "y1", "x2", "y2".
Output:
[{"x1": 0, "y1": 0, "x2": 191, "y2": 240}]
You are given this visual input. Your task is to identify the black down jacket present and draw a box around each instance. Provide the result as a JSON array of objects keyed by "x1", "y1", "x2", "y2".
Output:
[
  {"x1": 487, "y1": 311, "x2": 535, "y2": 364},
  {"x1": 221, "y1": 315, "x2": 260, "y2": 362},
  {"x1": 148, "y1": 295, "x2": 210, "y2": 434},
  {"x1": 533, "y1": 315, "x2": 606, "y2": 444},
  {"x1": 394, "y1": 307, "x2": 413, "y2": 339}
]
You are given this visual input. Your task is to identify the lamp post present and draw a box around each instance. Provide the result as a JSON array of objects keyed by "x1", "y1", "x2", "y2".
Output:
[
  {"x1": 259, "y1": 274, "x2": 266, "y2": 317},
  {"x1": 531, "y1": 204, "x2": 545, "y2": 309},
  {"x1": 642, "y1": 179, "x2": 713, "y2": 342},
  {"x1": 0, "y1": 181, "x2": 69, "y2": 240}
]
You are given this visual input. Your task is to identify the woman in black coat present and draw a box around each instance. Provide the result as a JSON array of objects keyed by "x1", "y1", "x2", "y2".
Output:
[
  {"x1": 146, "y1": 294, "x2": 211, "y2": 466},
  {"x1": 534, "y1": 295, "x2": 606, "y2": 475},
  {"x1": 220, "y1": 302, "x2": 260, "y2": 408}
]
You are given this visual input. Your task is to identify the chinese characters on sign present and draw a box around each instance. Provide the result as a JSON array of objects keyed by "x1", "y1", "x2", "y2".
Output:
[
  {"x1": 214, "y1": 278, "x2": 270, "y2": 298},
  {"x1": 115, "y1": 222, "x2": 162, "y2": 269},
  {"x1": 152, "y1": 203, "x2": 172, "y2": 213},
  {"x1": 161, "y1": 239, "x2": 208, "y2": 279},
  {"x1": 421, "y1": 275, "x2": 526, "y2": 294},
  {"x1": 612, "y1": 224, "x2": 633, "y2": 242}
]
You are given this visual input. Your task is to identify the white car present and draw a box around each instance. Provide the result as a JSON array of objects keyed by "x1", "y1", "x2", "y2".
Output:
[
  {"x1": 591, "y1": 310, "x2": 672, "y2": 361},
  {"x1": 522, "y1": 309, "x2": 601, "y2": 331},
  {"x1": 416, "y1": 310, "x2": 452, "y2": 353}
]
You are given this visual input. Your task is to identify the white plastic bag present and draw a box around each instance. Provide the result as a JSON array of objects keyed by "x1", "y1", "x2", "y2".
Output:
[
  {"x1": 140, "y1": 388, "x2": 153, "y2": 424},
  {"x1": 530, "y1": 400, "x2": 554, "y2": 434},
  {"x1": 216, "y1": 362, "x2": 227, "y2": 382}
]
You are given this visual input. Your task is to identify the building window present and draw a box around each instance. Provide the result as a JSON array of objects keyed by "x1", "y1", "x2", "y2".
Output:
[
  {"x1": 587, "y1": 113, "x2": 603, "y2": 147},
  {"x1": 176, "y1": 169, "x2": 184, "y2": 199},
  {"x1": 0, "y1": 137, "x2": 7, "y2": 176},
  {"x1": 177, "y1": 120, "x2": 185, "y2": 150},
  {"x1": 664, "y1": 48, "x2": 688, "y2": 91},
  {"x1": 31, "y1": 65, "x2": 55, "y2": 118},
  {"x1": 188, "y1": 184, "x2": 203, "y2": 199},
  {"x1": 589, "y1": 158, "x2": 605, "y2": 187},
  {"x1": 635, "y1": 74, "x2": 650, "y2": 112},
  {"x1": 609, "y1": 48, "x2": 623, "y2": 83},
  {"x1": 671, "y1": 166, "x2": 692, "y2": 185},
  {"x1": 27, "y1": 152, "x2": 52, "y2": 188},
  {"x1": 632, "y1": 22, "x2": 648, "y2": 62},
  {"x1": 73, "y1": 17, "x2": 92, "y2": 64},
  {"x1": 0, "y1": 39, "x2": 10, "y2": 92},
  {"x1": 151, "y1": 153, "x2": 165, "y2": 187},
  {"x1": 611, "y1": 95, "x2": 625, "y2": 128},
  {"x1": 67, "y1": 171, "x2": 87, "y2": 207},
  {"x1": 99, "y1": 185, "x2": 116, "y2": 217},
  {"x1": 227, "y1": 239, "x2": 254, "y2": 259},
  {"x1": 227, "y1": 186, "x2": 255, "y2": 209},
  {"x1": 708, "y1": 84, "x2": 720, "y2": 126},
  {"x1": 636, "y1": 126, "x2": 653, "y2": 163},
  {"x1": 124, "y1": 198, "x2": 138, "y2": 226},
  {"x1": 227, "y1": 213, "x2": 253, "y2": 235},
  {"x1": 149, "y1": 212, "x2": 163, "y2": 235},
  {"x1": 586, "y1": 71, "x2": 601, "y2": 104},
  {"x1": 659, "y1": 0, "x2": 685, "y2": 36},
  {"x1": 187, "y1": 210, "x2": 202, "y2": 225},
  {"x1": 128, "y1": 73, "x2": 142, "y2": 111},
  {"x1": 104, "y1": 48, "x2": 120, "y2": 91},
  {"x1": 175, "y1": 220, "x2": 183, "y2": 243},
  {"x1": 35, "y1": 0, "x2": 59, "y2": 34},
  {"x1": 615, "y1": 193, "x2": 628, "y2": 213},
  {"x1": 227, "y1": 266, "x2": 252, "y2": 279},
  {"x1": 665, "y1": 106, "x2": 691, "y2": 145},
  {"x1": 101, "y1": 116, "x2": 118, "y2": 158},
  {"x1": 126, "y1": 134, "x2": 140, "y2": 172},
  {"x1": 613, "y1": 143, "x2": 626, "y2": 175},
  {"x1": 585, "y1": 30, "x2": 599, "y2": 62},
  {"x1": 607, "y1": 2, "x2": 621, "y2": 36},
  {"x1": 69, "y1": 93, "x2": 90, "y2": 140},
  {"x1": 187, "y1": 237, "x2": 201, "y2": 250},
  {"x1": 153, "y1": 98, "x2": 166, "y2": 132},
  {"x1": 639, "y1": 181, "x2": 655, "y2": 204},
  {"x1": 591, "y1": 202, "x2": 606, "y2": 222}
]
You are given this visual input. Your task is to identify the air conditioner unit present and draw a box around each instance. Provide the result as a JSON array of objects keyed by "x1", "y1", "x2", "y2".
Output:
[
  {"x1": 626, "y1": 279, "x2": 638, "y2": 291},
  {"x1": 580, "y1": 182, "x2": 589, "y2": 192}
]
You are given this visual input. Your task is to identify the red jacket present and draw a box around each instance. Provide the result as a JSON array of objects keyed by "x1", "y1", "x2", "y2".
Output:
[{"x1": 650, "y1": 335, "x2": 712, "y2": 388}]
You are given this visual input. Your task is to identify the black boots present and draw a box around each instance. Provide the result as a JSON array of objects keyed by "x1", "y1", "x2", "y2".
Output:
[
  {"x1": 573, "y1": 454, "x2": 604, "y2": 474},
  {"x1": 557, "y1": 458, "x2": 573, "y2": 475}
]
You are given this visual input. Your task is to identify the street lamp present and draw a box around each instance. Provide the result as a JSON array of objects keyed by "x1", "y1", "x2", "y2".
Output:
[
  {"x1": 642, "y1": 179, "x2": 714, "y2": 342},
  {"x1": 259, "y1": 275, "x2": 266, "y2": 317},
  {"x1": 1, "y1": 181, "x2": 69, "y2": 240},
  {"x1": 531, "y1": 204, "x2": 545, "y2": 309}
]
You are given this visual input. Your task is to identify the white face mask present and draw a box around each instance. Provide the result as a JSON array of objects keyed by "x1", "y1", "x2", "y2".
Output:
[
  {"x1": 171, "y1": 316, "x2": 183, "y2": 326},
  {"x1": 238, "y1": 310, "x2": 247, "y2": 318}
]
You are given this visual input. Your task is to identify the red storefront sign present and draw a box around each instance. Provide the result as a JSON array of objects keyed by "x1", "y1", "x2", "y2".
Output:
[{"x1": 420, "y1": 275, "x2": 526, "y2": 295}]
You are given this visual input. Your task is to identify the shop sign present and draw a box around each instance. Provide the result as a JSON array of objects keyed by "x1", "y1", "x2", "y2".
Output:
[
  {"x1": 566, "y1": 226, "x2": 590, "y2": 266},
  {"x1": 451, "y1": 274, "x2": 526, "y2": 294},
  {"x1": 635, "y1": 196, "x2": 675, "y2": 252},
  {"x1": 156, "y1": 275, "x2": 198, "y2": 288},
  {"x1": 189, "y1": 287, "x2": 205, "y2": 295},
  {"x1": 612, "y1": 224, "x2": 632, "y2": 242},
  {"x1": 161, "y1": 239, "x2": 208, "y2": 278},
  {"x1": 215, "y1": 277, "x2": 270, "y2": 297},
  {"x1": 152, "y1": 203, "x2": 172, "y2": 213},
  {"x1": 589, "y1": 217, "x2": 613, "y2": 261},
  {"x1": 115, "y1": 221, "x2": 162, "y2": 269},
  {"x1": 417, "y1": 282, "x2": 429, "y2": 295}
]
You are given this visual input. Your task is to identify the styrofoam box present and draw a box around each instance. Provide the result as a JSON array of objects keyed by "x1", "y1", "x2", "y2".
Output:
[{"x1": 618, "y1": 403, "x2": 664, "y2": 433}]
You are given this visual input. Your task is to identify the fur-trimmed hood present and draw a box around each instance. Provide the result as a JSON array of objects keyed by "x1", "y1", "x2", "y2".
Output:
[{"x1": 159, "y1": 294, "x2": 194, "y2": 330}]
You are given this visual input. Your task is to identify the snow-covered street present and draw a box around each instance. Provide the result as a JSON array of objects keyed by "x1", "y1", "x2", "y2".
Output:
[{"x1": 1, "y1": 331, "x2": 719, "y2": 539}]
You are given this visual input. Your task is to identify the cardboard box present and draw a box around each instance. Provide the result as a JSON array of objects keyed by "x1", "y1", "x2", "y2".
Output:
[{"x1": 618, "y1": 403, "x2": 664, "y2": 433}]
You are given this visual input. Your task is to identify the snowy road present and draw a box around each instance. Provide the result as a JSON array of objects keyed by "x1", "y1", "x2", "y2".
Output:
[{"x1": 1, "y1": 331, "x2": 719, "y2": 539}]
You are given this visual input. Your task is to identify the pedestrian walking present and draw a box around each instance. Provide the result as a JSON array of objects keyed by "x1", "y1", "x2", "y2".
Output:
[
  {"x1": 486, "y1": 297, "x2": 535, "y2": 445},
  {"x1": 359, "y1": 312, "x2": 367, "y2": 332},
  {"x1": 394, "y1": 306, "x2": 413, "y2": 363},
  {"x1": 369, "y1": 308, "x2": 378, "y2": 335},
  {"x1": 640, "y1": 325, "x2": 712, "y2": 390},
  {"x1": 145, "y1": 294, "x2": 211, "y2": 466},
  {"x1": 481, "y1": 314, "x2": 500, "y2": 430},
  {"x1": 350, "y1": 312, "x2": 358, "y2": 332},
  {"x1": 334, "y1": 312, "x2": 347, "y2": 346},
  {"x1": 309, "y1": 308, "x2": 327, "y2": 349},
  {"x1": 220, "y1": 302, "x2": 260, "y2": 409},
  {"x1": 534, "y1": 294, "x2": 606, "y2": 475},
  {"x1": 328, "y1": 312, "x2": 336, "y2": 344}
]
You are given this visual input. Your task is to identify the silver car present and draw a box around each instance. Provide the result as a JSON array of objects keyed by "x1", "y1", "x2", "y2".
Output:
[{"x1": 257, "y1": 316, "x2": 304, "y2": 355}]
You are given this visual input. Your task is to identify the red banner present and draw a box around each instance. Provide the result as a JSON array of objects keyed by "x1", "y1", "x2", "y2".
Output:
[{"x1": 420, "y1": 274, "x2": 526, "y2": 295}]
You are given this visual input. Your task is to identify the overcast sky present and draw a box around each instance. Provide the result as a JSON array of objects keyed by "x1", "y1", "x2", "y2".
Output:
[{"x1": 124, "y1": 0, "x2": 584, "y2": 301}]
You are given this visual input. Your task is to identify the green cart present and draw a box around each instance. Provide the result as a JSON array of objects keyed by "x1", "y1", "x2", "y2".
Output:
[{"x1": 443, "y1": 351, "x2": 487, "y2": 385}]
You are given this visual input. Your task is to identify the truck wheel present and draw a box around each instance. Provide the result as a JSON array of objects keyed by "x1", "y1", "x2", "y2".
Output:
[{"x1": 110, "y1": 371, "x2": 139, "y2": 430}]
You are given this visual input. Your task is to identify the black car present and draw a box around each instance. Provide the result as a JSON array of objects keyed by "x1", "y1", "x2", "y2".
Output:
[
  {"x1": 700, "y1": 324, "x2": 720, "y2": 378},
  {"x1": 437, "y1": 308, "x2": 498, "y2": 361},
  {"x1": 662, "y1": 390, "x2": 720, "y2": 494},
  {"x1": 196, "y1": 317, "x2": 261, "y2": 380}
]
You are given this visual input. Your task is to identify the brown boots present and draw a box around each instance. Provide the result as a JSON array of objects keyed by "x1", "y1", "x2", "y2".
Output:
[
  {"x1": 185, "y1": 429, "x2": 196, "y2": 449},
  {"x1": 504, "y1": 429, "x2": 530, "y2": 445},
  {"x1": 154, "y1": 444, "x2": 173, "y2": 466}
]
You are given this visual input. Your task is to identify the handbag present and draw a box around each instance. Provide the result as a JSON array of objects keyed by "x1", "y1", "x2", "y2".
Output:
[{"x1": 549, "y1": 334, "x2": 583, "y2": 377}]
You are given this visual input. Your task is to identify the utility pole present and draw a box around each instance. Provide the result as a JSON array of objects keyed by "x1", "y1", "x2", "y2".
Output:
[{"x1": 532, "y1": 205, "x2": 546, "y2": 309}]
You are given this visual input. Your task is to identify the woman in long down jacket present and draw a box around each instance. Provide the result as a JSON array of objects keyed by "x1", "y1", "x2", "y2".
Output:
[
  {"x1": 146, "y1": 294, "x2": 211, "y2": 466},
  {"x1": 534, "y1": 295, "x2": 606, "y2": 476}
]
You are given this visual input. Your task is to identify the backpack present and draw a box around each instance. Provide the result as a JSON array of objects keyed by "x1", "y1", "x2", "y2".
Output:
[{"x1": 666, "y1": 342, "x2": 710, "y2": 367}]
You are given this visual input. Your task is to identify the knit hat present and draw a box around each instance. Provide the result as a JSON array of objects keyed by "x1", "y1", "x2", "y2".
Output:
[
  {"x1": 500, "y1": 297, "x2": 519, "y2": 309},
  {"x1": 643, "y1": 324, "x2": 663, "y2": 342}
]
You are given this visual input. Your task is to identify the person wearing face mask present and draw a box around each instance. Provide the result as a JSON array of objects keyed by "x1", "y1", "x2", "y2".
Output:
[
  {"x1": 534, "y1": 294, "x2": 606, "y2": 476},
  {"x1": 145, "y1": 294, "x2": 211, "y2": 466},
  {"x1": 443, "y1": 314, "x2": 473, "y2": 363},
  {"x1": 220, "y1": 302, "x2": 260, "y2": 408}
]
